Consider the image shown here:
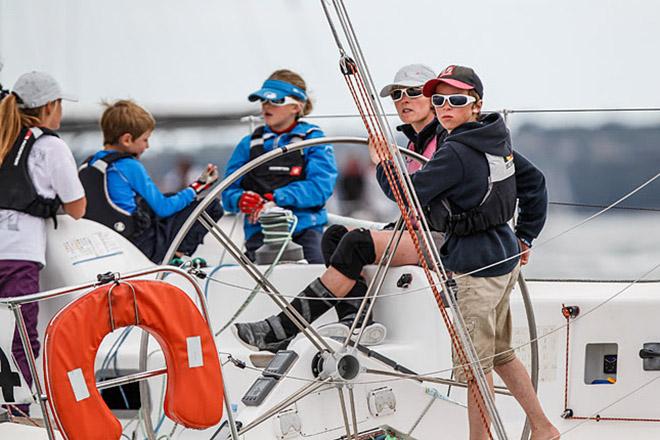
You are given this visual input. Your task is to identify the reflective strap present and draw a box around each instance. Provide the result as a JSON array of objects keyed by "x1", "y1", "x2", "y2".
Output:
[
  {"x1": 308, "y1": 278, "x2": 335, "y2": 308},
  {"x1": 485, "y1": 152, "x2": 515, "y2": 183},
  {"x1": 67, "y1": 368, "x2": 90, "y2": 402},
  {"x1": 186, "y1": 336, "x2": 204, "y2": 368},
  {"x1": 92, "y1": 160, "x2": 109, "y2": 172},
  {"x1": 30, "y1": 127, "x2": 44, "y2": 139},
  {"x1": 478, "y1": 153, "x2": 515, "y2": 206},
  {"x1": 250, "y1": 132, "x2": 276, "y2": 149},
  {"x1": 12, "y1": 131, "x2": 33, "y2": 167},
  {"x1": 266, "y1": 315, "x2": 288, "y2": 341}
]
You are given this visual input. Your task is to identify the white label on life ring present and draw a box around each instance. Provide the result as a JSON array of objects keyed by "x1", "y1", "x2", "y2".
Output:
[
  {"x1": 67, "y1": 368, "x2": 90, "y2": 402},
  {"x1": 186, "y1": 336, "x2": 204, "y2": 368}
]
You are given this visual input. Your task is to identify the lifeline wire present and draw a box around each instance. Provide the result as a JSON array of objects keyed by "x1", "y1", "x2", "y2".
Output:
[
  {"x1": 214, "y1": 211, "x2": 298, "y2": 336},
  {"x1": 202, "y1": 164, "x2": 660, "y2": 301},
  {"x1": 324, "y1": 3, "x2": 499, "y2": 434},
  {"x1": 453, "y1": 170, "x2": 660, "y2": 280},
  {"x1": 218, "y1": 260, "x2": 660, "y2": 391}
]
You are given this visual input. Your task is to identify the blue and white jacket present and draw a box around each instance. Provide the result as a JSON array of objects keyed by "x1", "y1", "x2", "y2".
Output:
[{"x1": 222, "y1": 121, "x2": 337, "y2": 240}]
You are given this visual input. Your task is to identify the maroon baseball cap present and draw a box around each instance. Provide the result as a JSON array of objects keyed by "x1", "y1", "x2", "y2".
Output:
[{"x1": 422, "y1": 65, "x2": 484, "y2": 98}]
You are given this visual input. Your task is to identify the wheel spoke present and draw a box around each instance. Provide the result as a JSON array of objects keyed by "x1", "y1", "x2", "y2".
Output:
[
  {"x1": 239, "y1": 378, "x2": 332, "y2": 436},
  {"x1": 199, "y1": 213, "x2": 333, "y2": 353}
]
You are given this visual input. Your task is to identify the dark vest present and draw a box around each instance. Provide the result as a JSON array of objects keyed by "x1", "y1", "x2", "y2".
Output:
[
  {"x1": 0, "y1": 127, "x2": 62, "y2": 221},
  {"x1": 427, "y1": 150, "x2": 517, "y2": 236},
  {"x1": 240, "y1": 126, "x2": 307, "y2": 200},
  {"x1": 78, "y1": 152, "x2": 153, "y2": 238}
]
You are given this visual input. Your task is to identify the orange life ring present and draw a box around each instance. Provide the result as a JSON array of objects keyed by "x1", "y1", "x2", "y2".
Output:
[{"x1": 43, "y1": 279, "x2": 224, "y2": 439}]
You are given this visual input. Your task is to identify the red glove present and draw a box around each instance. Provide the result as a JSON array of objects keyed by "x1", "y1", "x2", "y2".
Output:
[{"x1": 238, "y1": 191, "x2": 265, "y2": 214}]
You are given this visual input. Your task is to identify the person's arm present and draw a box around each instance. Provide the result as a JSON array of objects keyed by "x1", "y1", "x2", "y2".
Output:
[
  {"x1": 47, "y1": 137, "x2": 87, "y2": 219},
  {"x1": 376, "y1": 143, "x2": 464, "y2": 206},
  {"x1": 272, "y1": 130, "x2": 338, "y2": 209},
  {"x1": 119, "y1": 160, "x2": 195, "y2": 218},
  {"x1": 513, "y1": 152, "x2": 548, "y2": 245},
  {"x1": 221, "y1": 135, "x2": 252, "y2": 213},
  {"x1": 62, "y1": 197, "x2": 86, "y2": 219}
]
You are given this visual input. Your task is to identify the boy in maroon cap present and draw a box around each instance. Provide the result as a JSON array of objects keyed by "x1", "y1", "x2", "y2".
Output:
[{"x1": 411, "y1": 65, "x2": 559, "y2": 439}]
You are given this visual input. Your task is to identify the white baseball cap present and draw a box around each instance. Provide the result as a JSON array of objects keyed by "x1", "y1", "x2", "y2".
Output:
[
  {"x1": 12, "y1": 71, "x2": 77, "y2": 109},
  {"x1": 379, "y1": 64, "x2": 437, "y2": 98}
]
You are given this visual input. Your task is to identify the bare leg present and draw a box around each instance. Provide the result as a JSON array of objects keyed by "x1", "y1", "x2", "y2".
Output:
[
  {"x1": 319, "y1": 229, "x2": 421, "y2": 297},
  {"x1": 467, "y1": 373, "x2": 494, "y2": 440},
  {"x1": 494, "y1": 358, "x2": 560, "y2": 439}
]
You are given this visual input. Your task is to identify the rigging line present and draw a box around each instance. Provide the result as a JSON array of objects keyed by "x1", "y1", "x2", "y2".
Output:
[
  {"x1": 203, "y1": 272, "x2": 660, "y2": 301},
  {"x1": 323, "y1": 4, "x2": 502, "y2": 435},
  {"x1": 319, "y1": 0, "x2": 346, "y2": 56},
  {"x1": 314, "y1": 2, "x2": 498, "y2": 430},
  {"x1": 552, "y1": 375, "x2": 660, "y2": 440},
  {"x1": 342, "y1": 46, "x2": 483, "y2": 374},
  {"x1": 253, "y1": 105, "x2": 660, "y2": 121},
  {"x1": 453, "y1": 170, "x2": 660, "y2": 280},
  {"x1": 331, "y1": 14, "x2": 491, "y2": 403},
  {"x1": 504, "y1": 106, "x2": 660, "y2": 114},
  {"x1": 356, "y1": 78, "x2": 497, "y2": 429},
  {"x1": 549, "y1": 201, "x2": 660, "y2": 213},
  {"x1": 345, "y1": 50, "x2": 481, "y2": 399}
]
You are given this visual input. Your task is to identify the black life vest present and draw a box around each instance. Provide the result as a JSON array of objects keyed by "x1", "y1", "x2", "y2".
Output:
[
  {"x1": 426, "y1": 150, "x2": 517, "y2": 236},
  {"x1": 0, "y1": 127, "x2": 62, "y2": 221},
  {"x1": 240, "y1": 125, "x2": 308, "y2": 200},
  {"x1": 78, "y1": 152, "x2": 154, "y2": 238}
]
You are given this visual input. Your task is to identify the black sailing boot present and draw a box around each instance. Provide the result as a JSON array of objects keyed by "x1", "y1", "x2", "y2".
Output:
[
  {"x1": 317, "y1": 277, "x2": 387, "y2": 346},
  {"x1": 233, "y1": 278, "x2": 335, "y2": 353}
]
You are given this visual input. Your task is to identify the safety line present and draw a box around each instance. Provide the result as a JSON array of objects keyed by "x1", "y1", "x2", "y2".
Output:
[
  {"x1": 454, "y1": 170, "x2": 660, "y2": 280},
  {"x1": 216, "y1": 260, "x2": 660, "y2": 389}
]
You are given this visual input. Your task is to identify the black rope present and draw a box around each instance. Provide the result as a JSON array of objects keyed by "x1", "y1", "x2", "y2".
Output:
[{"x1": 550, "y1": 201, "x2": 660, "y2": 213}]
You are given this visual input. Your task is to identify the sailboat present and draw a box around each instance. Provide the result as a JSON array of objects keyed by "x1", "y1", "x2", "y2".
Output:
[{"x1": 2, "y1": 1, "x2": 660, "y2": 439}]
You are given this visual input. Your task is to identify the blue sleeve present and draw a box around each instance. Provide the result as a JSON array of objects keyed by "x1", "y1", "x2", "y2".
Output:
[
  {"x1": 221, "y1": 135, "x2": 252, "y2": 213},
  {"x1": 273, "y1": 130, "x2": 338, "y2": 209},
  {"x1": 513, "y1": 152, "x2": 548, "y2": 245},
  {"x1": 117, "y1": 160, "x2": 195, "y2": 218},
  {"x1": 376, "y1": 144, "x2": 464, "y2": 207}
]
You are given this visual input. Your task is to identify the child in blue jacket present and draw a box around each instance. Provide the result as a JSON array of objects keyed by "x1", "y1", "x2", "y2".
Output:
[
  {"x1": 222, "y1": 69, "x2": 337, "y2": 263},
  {"x1": 81, "y1": 100, "x2": 222, "y2": 264}
]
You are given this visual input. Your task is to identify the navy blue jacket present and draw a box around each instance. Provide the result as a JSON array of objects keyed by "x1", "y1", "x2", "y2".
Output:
[{"x1": 377, "y1": 113, "x2": 547, "y2": 277}]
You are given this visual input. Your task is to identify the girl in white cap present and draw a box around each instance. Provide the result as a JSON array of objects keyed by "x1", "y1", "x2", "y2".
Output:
[
  {"x1": 379, "y1": 63, "x2": 440, "y2": 173},
  {"x1": 0, "y1": 71, "x2": 86, "y2": 416}
]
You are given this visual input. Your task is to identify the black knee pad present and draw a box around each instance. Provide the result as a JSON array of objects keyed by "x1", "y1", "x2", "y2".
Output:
[
  {"x1": 321, "y1": 224, "x2": 349, "y2": 267},
  {"x1": 329, "y1": 228, "x2": 376, "y2": 280}
]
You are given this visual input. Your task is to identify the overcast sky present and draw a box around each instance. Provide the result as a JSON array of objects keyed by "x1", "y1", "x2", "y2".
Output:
[{"x1": 2, "y1": 0, "x2": 660, "y2": 127}]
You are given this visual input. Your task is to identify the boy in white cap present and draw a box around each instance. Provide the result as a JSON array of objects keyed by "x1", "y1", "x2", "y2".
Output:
[{"x1": 0, "y1": 71, "x2": 86, "y2": 415}]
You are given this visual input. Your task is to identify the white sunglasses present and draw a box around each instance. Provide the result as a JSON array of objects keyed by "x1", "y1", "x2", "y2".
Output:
[
  {"x1": 258, "y1": 96, "x2": 302, "y2": 107},
  {"x1": 431, "y1": 94, "x2": 477, "y2": 108},
  {"x1": 390, "y1": 87, "x2": 424, "y2": 102}
]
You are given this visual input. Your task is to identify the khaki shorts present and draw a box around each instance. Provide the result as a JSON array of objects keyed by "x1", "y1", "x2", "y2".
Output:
[{"x1": 451, "y1": 263, "x2": 521, "y2": 382}]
